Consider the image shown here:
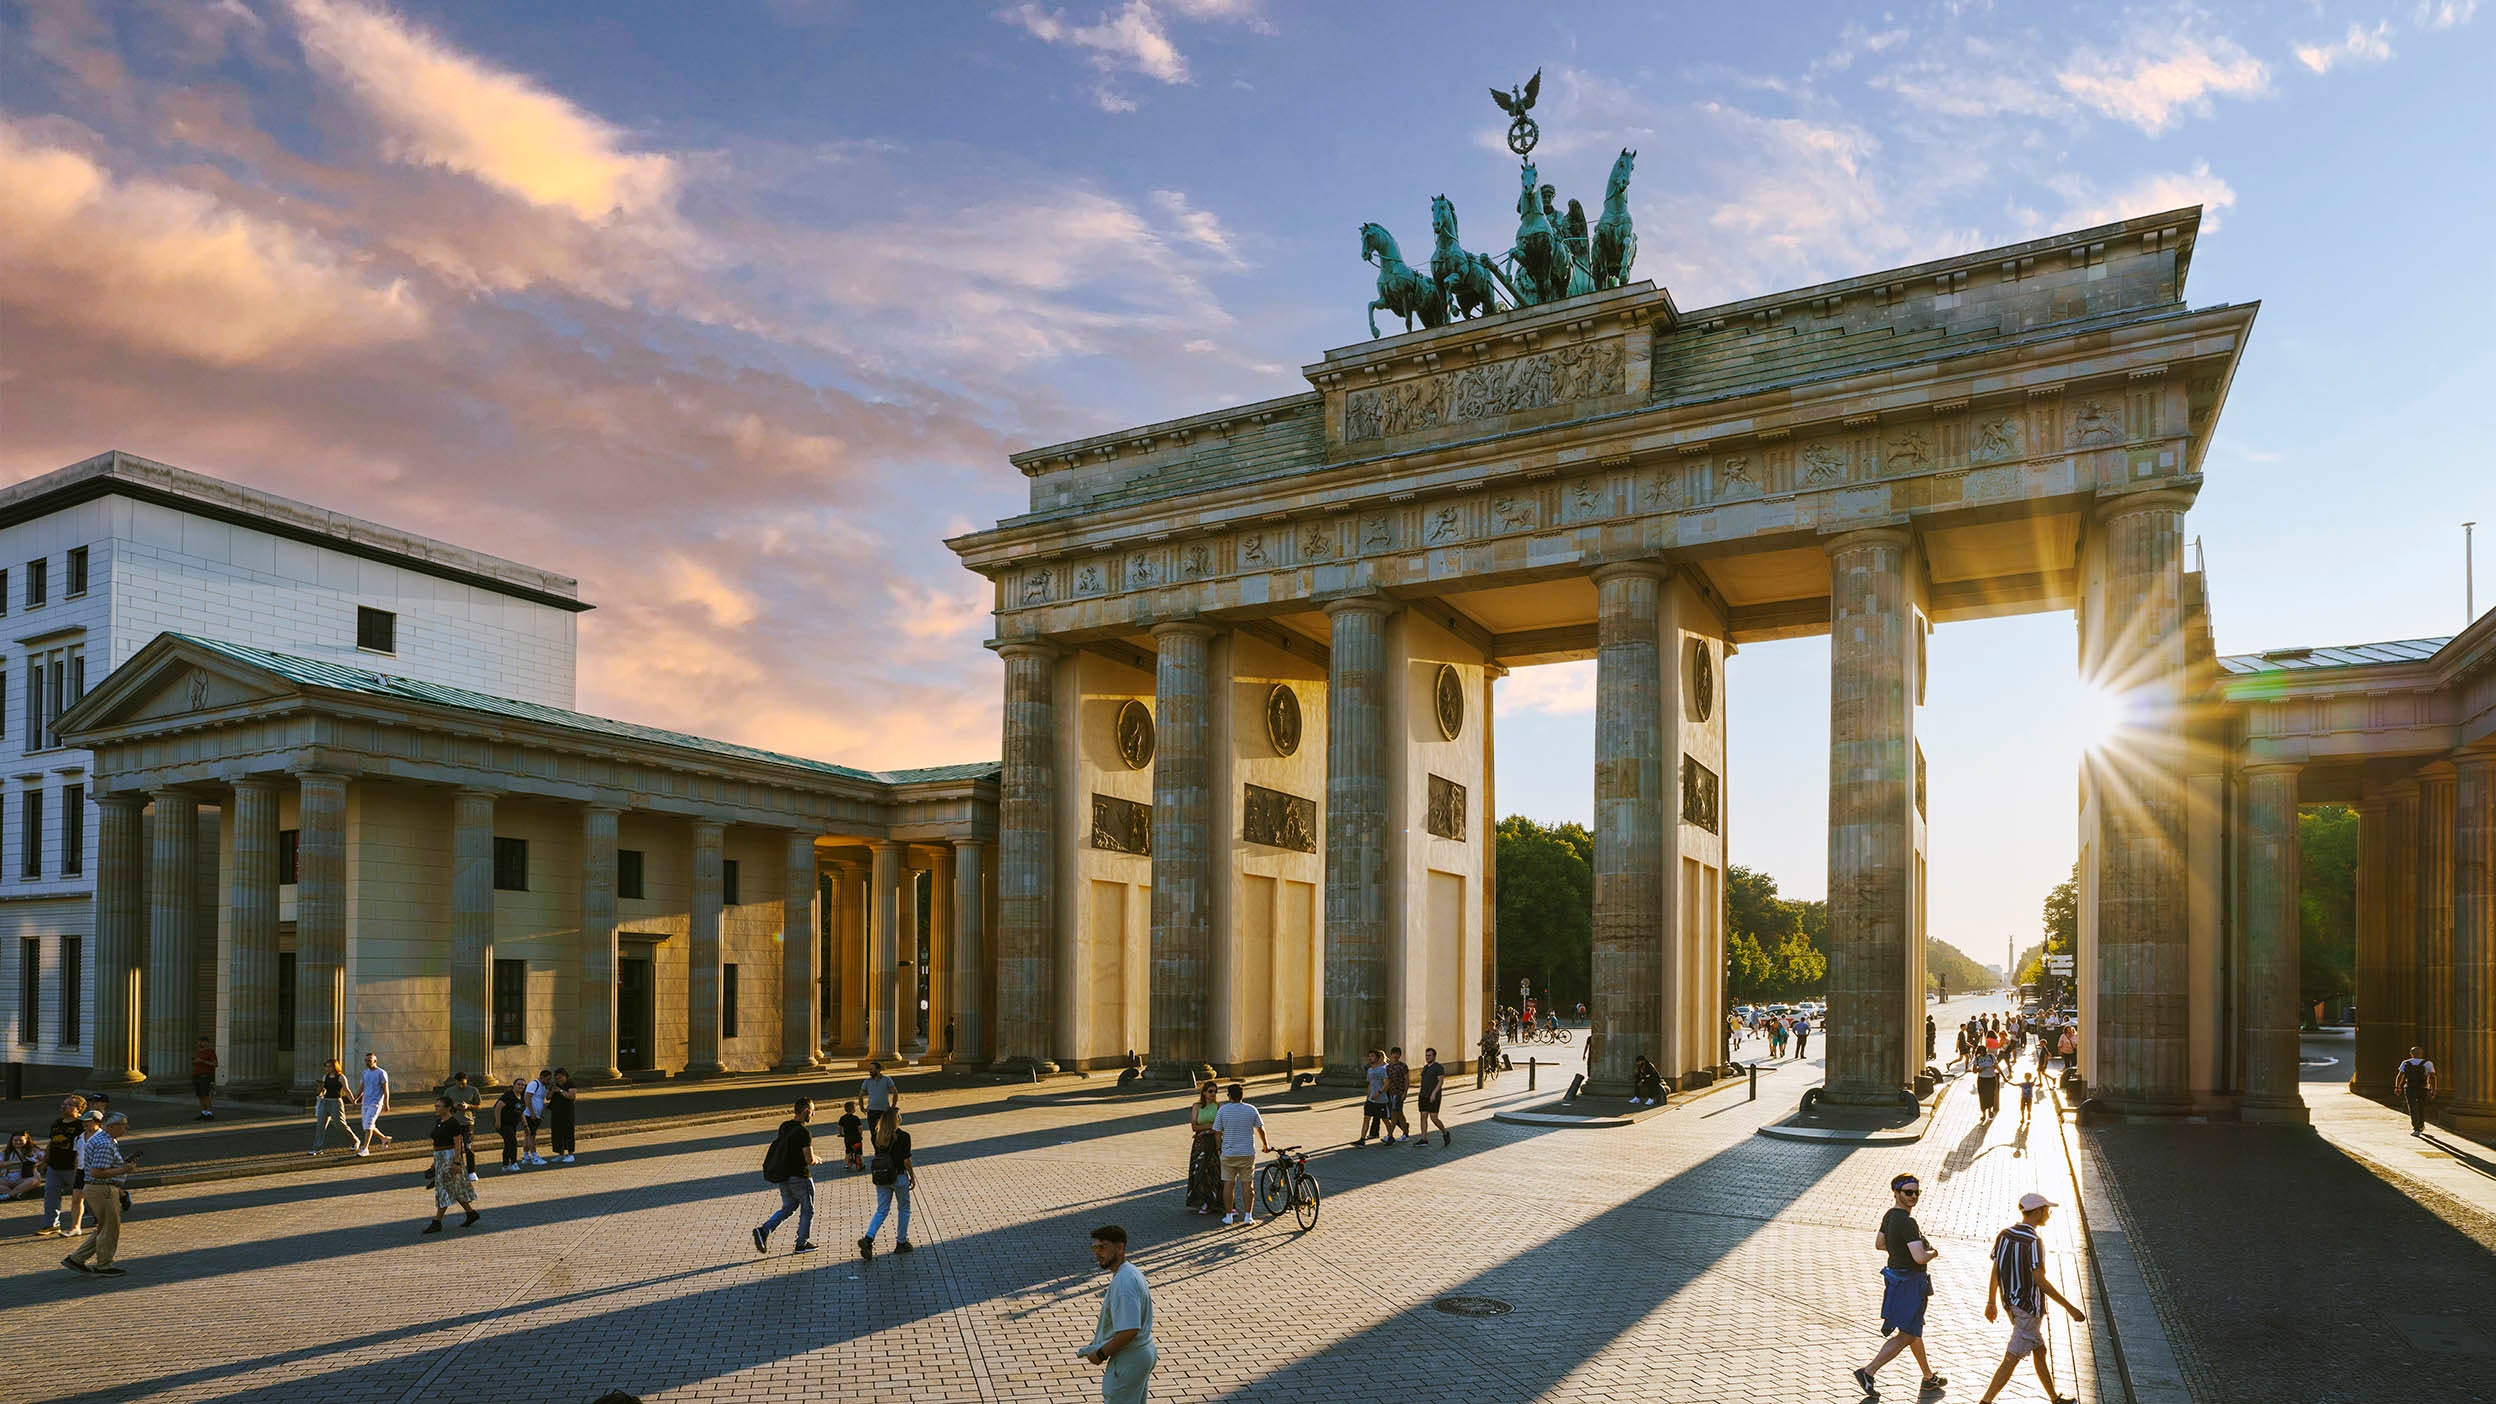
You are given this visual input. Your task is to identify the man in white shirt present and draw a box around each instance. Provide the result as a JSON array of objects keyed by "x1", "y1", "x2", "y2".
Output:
[
  {"x1": 522, "y1": 1070, "x2": 548, "y2": 1165},
  {"x1": 1210, "y1": 1082, "x2": 1268, "y2": 1226},
  {"x1": 2395, "y1": 1046, "x2": 2438, "y2": 1135},
  {"x1": 355, "y1": 1053, "x2": 393, "y2": 1156},
  {"x1": 1082, "y1": 1224, "x2": 1156, "y2": 1403}
]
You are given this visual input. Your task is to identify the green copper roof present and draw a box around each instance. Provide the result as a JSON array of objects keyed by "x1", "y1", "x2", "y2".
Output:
[
  {"x1": 171, "y1": 635, "x2": 998, "y2": 788},
  {"x1": 2216, "y1": 636, "x2": 2452, "y2": 675}
]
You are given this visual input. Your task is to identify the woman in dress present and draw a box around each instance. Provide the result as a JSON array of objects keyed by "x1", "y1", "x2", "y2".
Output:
[
  {"x1": 1183, "y1": 1080, "x2": 1222, "y2": 1216},
  {"x1": 421, "y1": 1095, "x2": 480, "y2": 1233},
  {"x1": 547, "y1": 1069, "x2": 579, "y2": 1164}
]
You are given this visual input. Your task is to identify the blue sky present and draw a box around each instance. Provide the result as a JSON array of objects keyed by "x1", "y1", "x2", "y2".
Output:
[{"x1": 3, "y1": 0, "x2": 2490, "y2": 959}]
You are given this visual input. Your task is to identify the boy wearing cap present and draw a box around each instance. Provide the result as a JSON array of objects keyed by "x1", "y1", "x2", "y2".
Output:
[
  {"x1": 1978, "y1": 1192, "x2": 2085, "y2": 1404},
  {"x1": 1853, "y1": 1173, "x2": 1945, "y2": 1398}
]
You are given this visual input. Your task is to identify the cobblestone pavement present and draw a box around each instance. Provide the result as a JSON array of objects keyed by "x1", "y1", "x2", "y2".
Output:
[
  {"x1": 8, "y1": 1014, "x2": 2105, "y2": 1404},
  {"x1": 2080, "y1": 1031, "x2": 2496, "y2": 1404}
]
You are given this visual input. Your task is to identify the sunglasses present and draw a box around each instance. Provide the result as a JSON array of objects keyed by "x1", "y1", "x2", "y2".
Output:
[{"x1": 1898, "y1": 1187, "x2": 1922, "y2": 1197}]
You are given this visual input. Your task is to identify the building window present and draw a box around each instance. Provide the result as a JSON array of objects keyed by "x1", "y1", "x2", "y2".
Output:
[
  {"x1": 722, "y1": 963, "x2": 740, "y2": 1039},
  {"x1": 1, "y1": 663, "x2": 9, "y2": 744},
  {"x1": 492, "y1": 958, "x2": 527, "y2": 1045},
  {"x1": 277, "y1": 952, "x2": 296, "y2": 1051},
  {"x1": 279, "y1": 829, "x2": 300, "y2": 885},
  {"x1": 618, "y1": 848, "x2": 645, "y2": 900},
  {"x1": 356, "y1": 606, "x2": 396, "y2": 654},
  {"x1": 721, "y1": 859, "x2": 740, "y2": 906},
  {"x1": 19, "y1": 789, "x2": 40, "y2": 879},
  {"x1": 25, "y1": 558, "x2": 45, "y2": 609},
  {"x1": 493, "y1": 836, "x2": 528, "y2": 891},
  {"x1": 59, "y1": 935, "x2": 80, "y2": 1047},
  {"x1": 23, "y1": 644, "x2": 82, "y2": 752},
  {"x1": 65, "y1": 547, "x2": 88, "y2": 598},
  {"x1": 60, "y1": 785, "x2": 83, "y2": 876},
  {"x1": 0, "y1": 567, "x2": 9, "y2": 616},
  {"x1": 16, "y1": 938, "x2": 35, "y2": 1044}
]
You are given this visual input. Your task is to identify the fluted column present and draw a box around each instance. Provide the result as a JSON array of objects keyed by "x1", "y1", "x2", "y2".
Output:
[
  {"x1": 869, "y1": 840, "x2": 905, "y2": 1061},
  {"x1": 1149, "y1": 620, "x2": 1216, "y2": 1074},
  {"x1": 1322, "y1": 597, "x2": 1393, "y2": 1081},
  {"x1": 2242, "y1": 763, "x2": 2306, "y2": 1121},
  {"x1": 1589, "y1": 563, "x2": 1666, "y2": 1094},
  {"x1": 448, "y1": 789, "x2": 496, "y2": 1080},
  {"x1": 928, "y1": 843, "x2": 956, "y2": 1059},
  {"x1": 779, "y1": 832, "x2": 820, "y2": 1070},
  {"x1": 2416, "y1": 763, "x2": 2458, "y2": 1087},
  {"x1": 953, "y1": 839, "x2": 988, "y2": 1065},
  {"x1": 2089, "y1": 490, "x2": 2196, "y2": 1113},
  {"x1": 2356, "y1": 784, "x2": 2420, "y2": 1093},
  {"x1": 89, "y1": 794, "x2": 147, "y2": 1084},
  {"x1": 142, "y1": 789, "x2": 199, "y2": 1082},
  {"x1": 293, "y1": 772, "x2": 349, "y2": 1083},
  {"x1": 1823, "y1": 528, "x2": 1919, "y2": 1104},
  {"x1": 574, "y1": 805, "x2": 621, "y2": 1081},
  {"x1": 225, "y1": 779, "x2": 283, "y2": 1092},
  {"x1": 685, "y1": 820, "x2": 725, "y2": 1077},
  {"x1": 2450, "y1": 755, "x2": 2496, "y2": 1129},
  {"x1": 992, "y1": 641, "x2": 1059, "y2": 1071},
  {"x1": 835, "y1": 863, "x2": 867, "y2": 1054}
]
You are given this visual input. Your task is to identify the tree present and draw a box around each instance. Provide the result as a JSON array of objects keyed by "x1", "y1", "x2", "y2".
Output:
[
  {"x1": 1925, "y1": 938, "x2": 1991, "y2": 996},
  {"x1": 1727, "y1": 865, "x2": 1829, "y2": 1000},
  {"x1": 2017, "y1": 862, "x2": 2081, "y2": 985},
  {"x1": 1495, "y1": 815, "x2": 1593, "y2": 1008}
]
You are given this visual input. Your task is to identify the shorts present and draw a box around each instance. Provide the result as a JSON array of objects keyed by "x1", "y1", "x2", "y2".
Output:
[
  {"x1": 361, "y1": 1103, "x2": 385, "y2": 1130},
  {"x1": 1387, "y1": 1095, "x2": 1406, "y2": 1117},
  {"x1": 2005, "y1": 1306, "x2": 2046, "y2": 1355},
  {"x1": 1418, "y1": 1097, "x2": 1441, "y2": 1116},
  {"x1": 192, "y1": 1074, "x2": 214, "y2": 1096},
  {"x1": 1363, "y1": 1099, "x2": 1386, "y2": 1121},
  {"x1": 524, "y1": 1114, "x2": 541, "y2": 1130},
  {"x1": 1879, "y1": 1268, "x2": 1931, "y2": 1338},
  {"x1": 1220, "y1": 1154, "x2": 1254, "y2": 1178}
]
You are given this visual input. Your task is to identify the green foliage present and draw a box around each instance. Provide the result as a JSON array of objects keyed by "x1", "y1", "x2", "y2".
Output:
[
  {"x1": 1727, "y1": 865, "x2": 1828, "y2": 1000},
  {"x1": 1925, "y1": 938, "x2": 1991, "y2": 996},
  {"x1": 2016, "y1": 861, "x2": 2082, "y2": 985},
  {"x1": 2299, "y1": 804, "x2": 2359, "y2": 1011},
  {"x1": 1494, "y1": 814, "x2": 1592, "y2": 1007}
]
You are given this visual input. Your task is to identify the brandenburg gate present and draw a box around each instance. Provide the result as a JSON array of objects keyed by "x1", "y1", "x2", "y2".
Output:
[{"x1": 952, "y1": 145, "x2": 2256, "y2": 1107}]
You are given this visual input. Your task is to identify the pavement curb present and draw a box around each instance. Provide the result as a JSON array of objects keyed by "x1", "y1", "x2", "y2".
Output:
[
  {"x1": 2057, "y1": 1102, "x2": 2195, "y2": 1404},
  {"x1": 1491, "y1": 1062, "x2": 1751, "y2": 1128}
]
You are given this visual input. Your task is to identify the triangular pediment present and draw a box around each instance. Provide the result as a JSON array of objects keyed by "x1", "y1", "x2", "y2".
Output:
[{"x1": 55, "y1": 634, "x2": 300, "y2": 739}]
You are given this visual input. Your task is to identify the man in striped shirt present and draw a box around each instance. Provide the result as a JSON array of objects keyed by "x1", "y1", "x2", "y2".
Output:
[
  {"x1": 1978, "y1": 1192, "x2": 2084, "y2": 1404},
  {"x1": 62, "y1": 1113, "x2": 135, "y2": 1278}
]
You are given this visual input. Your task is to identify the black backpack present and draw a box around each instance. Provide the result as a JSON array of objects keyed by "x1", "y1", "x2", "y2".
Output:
[
  {"x1": 870, "y1": 1138, "x2": 902, "y2": 1186},
  {"x1": 762, "y1": 1123, "x2": 799, "y2": 1183}
]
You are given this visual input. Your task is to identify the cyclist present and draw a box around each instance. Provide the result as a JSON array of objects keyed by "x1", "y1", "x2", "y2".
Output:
[
  {"x1": 1541, "y1": 1008, "x2": 1560, "y2": 1040},
  {"x1": 1477, "y1": 1021, "x2": 1500, "y2": 1089}
]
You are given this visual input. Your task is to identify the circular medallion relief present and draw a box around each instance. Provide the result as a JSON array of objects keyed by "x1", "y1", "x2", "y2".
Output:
[
  {"x1": 1689, "y1": 640, "x2": 1715, "y2": 723},
  {"x1": 1114, "y1": 698, "x2": 1156, "y2": 770},
  {"x1": 1264, "y1": 683, "x2": 1303, "y2": 757},
  {"x1": 1433, "y1": 663, "x2": 1465, "y2": 741}
]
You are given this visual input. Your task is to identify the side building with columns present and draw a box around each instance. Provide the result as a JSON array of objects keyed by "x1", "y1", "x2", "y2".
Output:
[{"x1": 54, "y1": 633, "x2": 998, "y2": 1091}]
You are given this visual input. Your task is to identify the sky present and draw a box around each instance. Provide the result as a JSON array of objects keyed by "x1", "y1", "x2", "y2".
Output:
[{"x1": 3, "y1": 0, "x2": 2491, "y2": 963}]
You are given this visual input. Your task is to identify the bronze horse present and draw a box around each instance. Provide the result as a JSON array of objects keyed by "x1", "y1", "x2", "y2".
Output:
[
  {"x1": 1593, "y1": 147, "x2": 1639, "y2": 290},
  {"x1": 1362, "y1": 222, "x2": 1449, "y2": 337},
  {"x1": 1430, "y1": 195, "x2": 1507, "y2": 321}
]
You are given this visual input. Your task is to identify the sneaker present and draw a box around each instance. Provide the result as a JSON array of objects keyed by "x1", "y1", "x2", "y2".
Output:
[
  {"x1": 356, "y1": 1146, "x2": 370, "y2": 1158},
  {"x1": 857, "y1": 1235, "x2": 874, "y2": 1261},
  {"x1": 34, "y1": 1226, "x2": 61, "y2": 1238},
  {"x1": 195, "y1": 1112, "x2": 213, "y2": 1121},
  {"x1": 1239, "y1": 1214, "x2": 1255, "y2": 1225},
  {"x1": 461, "y1": 1209, "x2": 480, "y2": 1227},
  {"x1": 1852, "y1": 1366, "x2": 1877, "y2": 1397},
  {"x1": 1918, "y1": 1376, "x2": 1946, "y2": 1393},
  {"x1": 62, "y1": 1256, "x2": 90, "y2": 1273},
  {"x1": 421, "y1": 1221, "x2": 442, "y2": 1234},
  {"x1": 305, "y1": 1150, "x2": 322, "y2": 1158},
  {"x1": 559, "y1": 1154, "x2": 575, "y2": 1164},
  {"x1": 1441, "y1": 1131, "x2": 1451, "y2": 1147},
  {"x1": 753, "y1": 1226, "x2": 770, "y2": 1255},
  {"x1": 503, "y1": 1163, "x2": 520, "y2": 1173},
  {"x1": 792, "y1": 1241, "x2": 817, "y2": 1254},
  {"x1": 895, "y1": 1240, "x2": 914, "y2": 1254},
  {"x1": 1220, "y1": 1213, "x2": 1236, "y2": 1225},
  {"x1": 90, "y1": 1266, "x2": 126, "y2": 1277}
]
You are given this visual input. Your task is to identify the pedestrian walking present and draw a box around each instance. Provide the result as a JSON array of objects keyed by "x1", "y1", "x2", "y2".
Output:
[
  {"x1": 1972, "y1": 1047, "x2": 2002, "y2": 1119},
  {"x1": 1852, "y1": 1172, "x2": 1945, "y2": 1399},
  {"x1": 1383, "y1": 1047, "x2": 1413, "y2": 1144},
  {"x1": 1414, "y1": 1048, "x2": 1449, "y2": 1147},
  {"x1": 2395, "y1": 1046, "x2": 2438, "y2": 1134},
  {"x1": 1210, "y1": 1081, "x2": 1269, "y2": 1226},
  {"x1": 860, "y1": 1061, "x2": 899, "y2": 1137},
  {"x1": 1356, "y1": 1049, "x2": 1388, "y2": 1146},
  {"x1": 421, "y1": 1096, "x2": 480, "y2": 1234},
  {"x1": 444, "y1": 1072, "x2": 482, "y2": 1177},
  {"x1": 61, "y1": 1112, "x2": 135, "y2": 1278},
  {"x1": 1976, "y1": 1192, "x2": 2084, "y2": 1404},
  {"x1": 494, "y1": 1082, "x2": 525, "y2": 1172},
  {"x1": 354, "y1": 1052, "x2": 393, "y2": 1156},
  {"x1": 1793, "y1": 1015, "x2": 1811, "y2": 1060},
  {"x1": 2017, "y1": 1074, "x2": 2037, "y2": 1126},
  {"x1": 1081, "y1": 1225, "x2": 1157, "y2": 1403},
  {"x1": 754, "y1": 1098, "x2": 818, "y2": 1255},
  {"x1": 520, "y1": 1069, "x2": 548, "y2": 1165},
  {"x1": 1952, "y1": 1025, "x2": 1969, "y2": 1073},
  {"x1": 1924, "y1": 1015, "x2": 1937, "y2": 1065},
  {"x1": 191, "y1": 1035, "x2": 219, "y2": 1120},
  {"x1": 857, "y1": 1109, "x2": 915, "y2": 1260},
  {"x1": 35, "y1": 1095, "x2": 86, "y2": 1236},
  {"x1": 547, "y1": 1069, "x2": 578, "y2": 1163},
  {"x1": 837, "y1": 1100, "x2": 867, "y2": 1172},
  {"x1": 309, "y1": 1060, "x2": 356, "y2": 1156},
  {"x1": 1183, "y1": 1081, "x2": 1222, "y2": 1215}
]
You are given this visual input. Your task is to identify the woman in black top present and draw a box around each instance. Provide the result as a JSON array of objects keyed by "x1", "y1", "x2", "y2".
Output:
[
  {"x1": 422, "y1": 1096, "x2": 479, "y2": 1233},
  {"x1": 547, "y1": 1069, "x2": 578, "y2": 1164},
  {"x1": 857, "y1": 1112, "x2": 915, "y2": 1260},
  {"x1": 311, "y1": 1060, "x2": 356, "y2": 1155},
  {"x1": 493, "y1": 1084, "x2": 525, "y2": 1171}
]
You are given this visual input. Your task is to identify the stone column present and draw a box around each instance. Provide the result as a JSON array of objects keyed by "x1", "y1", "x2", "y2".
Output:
[
  {"x1": 1483, "y1": 664, "x2": 1501, "y2": 1048},
  {"x1": 992, "y1": 642, "x2": 1060, "y2": 1071},
  {"x1": 928, "y1": 842, "x2": 956, "y2": 1059},
  {"x1": 2241, "y1": 763, "x2": 2307, "y2": 1121},
  {"x1": 225, "y1": 778, "x2": 283, "y2": 1093},
  {"x1": 2416, "y1": 763, "x2": 2458, "y2": 1083},
  {"x1": 89, "y1": 794, "x2": 148, "y2": 1084},
  {"x1": 1322, "y1": 597, "x2": 1393, "y2": 1081},
  {"x1": 2355, "y1": 784, "x2": 2420, "y2": 1092},
  {"x1": 869, "y1": 840, "x2": 905, "y2": 1062},
  {"x1": 293, "y1": 772, "x2": 349, "y2": 1082},
  {"x1": 2089, "y1": 490, "x2": 2196, "y2": 1113},
  {"x1": 448, "y1": 789, "x2": 496, "y2": 1081},
  {"x1": 577, "y1": 805, "x2": 621, "y2": 1082},
  {"x1": 142, "y1": 789, "x2": 198, "y2": 1083},
  {"x1": 834, "y1": 862, "x2": 867, "y2": 1054},
  {"x1": 779, "y1": 832, "x2": 820, "y2": 1070},
  {"x1": 2450, "y1": 755, "x2": 2496, "y2": 1130},
  {"x1": 953, "y1": 839, "x2": 988, "y2": 1065},
  {"x1": 685, "y1": 820, "x2": 725, "y2": 1077},
  {"x1": 1589, "y1": 563, "x2": 1667, "y2": 1094},
  {"x1": 1822, "y1": 528, "x2": 1919, "y2": 1105},
  {"x1": 1149, "y1": 620, "x2": 1216, "y2": 1075}
]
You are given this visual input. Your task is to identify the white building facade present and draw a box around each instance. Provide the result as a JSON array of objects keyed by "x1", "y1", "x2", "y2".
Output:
[{"x1": 2, "y1": 450, "x2": 586, "y2": 1076}]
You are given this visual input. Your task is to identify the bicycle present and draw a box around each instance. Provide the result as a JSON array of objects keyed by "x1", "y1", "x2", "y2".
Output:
[
  {"x1": 1251, "y1": 1145, "x2": 1321, "y2": 1230},
  {"x1": 1536, "y1": 1024, "x2": 1573, "y2": 1044}
]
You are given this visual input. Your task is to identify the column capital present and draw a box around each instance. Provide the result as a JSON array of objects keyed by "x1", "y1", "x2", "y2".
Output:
[
  {"x1": 230, "y1": 774, "x2": 281, "y2": 797},
  {"x1": 1320, "y1": 593, "x2": 1397, "y2": 619},
  {"x1": 452, "y1": 786, "x2": 502, "y2": 801},
  {"x1": 869, "y1": 838, "x2": 906, "y2": 857},
  {"x1": 2240, "y1": 760, "x2": 2304, "y2": 778},
  {"x1": 1149, "y1": 618, "x2": 1218, "y2": 642},
  {"x1": 1820, "y1": 524, "x2": 1915, "y2": 556},
  {"x1": 1588, "y1": 559, "x2": 1670, "y2": 587},
  {"x1": 288, "y1": 766, "x2": 354, "y2": 783},
  {"x1": 2455, "y1": 750, "x2": 2496, "y2": 775},
  {"x1": 950, "y1": 835, "x2": 988, "y2": 854},
  {"x1": 98, "y1": 790, "x2": 149, "y2": 813},
  {"x1": 581, "y1": 802, "x2": 624, "y2": 819},
  {"x1": 2091, "y1": 485, "x2": 2199, "y2": 523},
  {"x1": 989, "y1": 638, "x2": 1062, "y2": 661},
  {"x1": 691, "y1": 817, "x2": 726, "y2": 838},
  {"x1": 2383, "y1": 777, "x2": 2422, "y2": 798}
]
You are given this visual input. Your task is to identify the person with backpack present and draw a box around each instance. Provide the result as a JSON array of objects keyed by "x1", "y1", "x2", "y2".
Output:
[
  {"x1": 754, "y1": 1098, "x2": 818, "y2": 1256},
  {"x1": 2394, "y1": 1045, "x2": 2438, "y2": 1134},
  {"x1": 857, "y1": 1108, "x2": 915, "y2": 1260}
]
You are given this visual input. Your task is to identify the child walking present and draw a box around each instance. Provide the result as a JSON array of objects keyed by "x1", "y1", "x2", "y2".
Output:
[{"x1": 837, "y1": 1101, "x2": 866, "y2": 1172}]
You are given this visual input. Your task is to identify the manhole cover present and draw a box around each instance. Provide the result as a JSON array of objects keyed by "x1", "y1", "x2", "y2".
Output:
[{"x1": 1434, "y1": 1296, "x2": 1512, "y2": 1318}]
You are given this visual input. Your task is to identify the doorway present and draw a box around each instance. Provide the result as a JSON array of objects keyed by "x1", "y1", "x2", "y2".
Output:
[{"x1": 617, "y1": 954, "x2": 654, "y2": 1072}]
